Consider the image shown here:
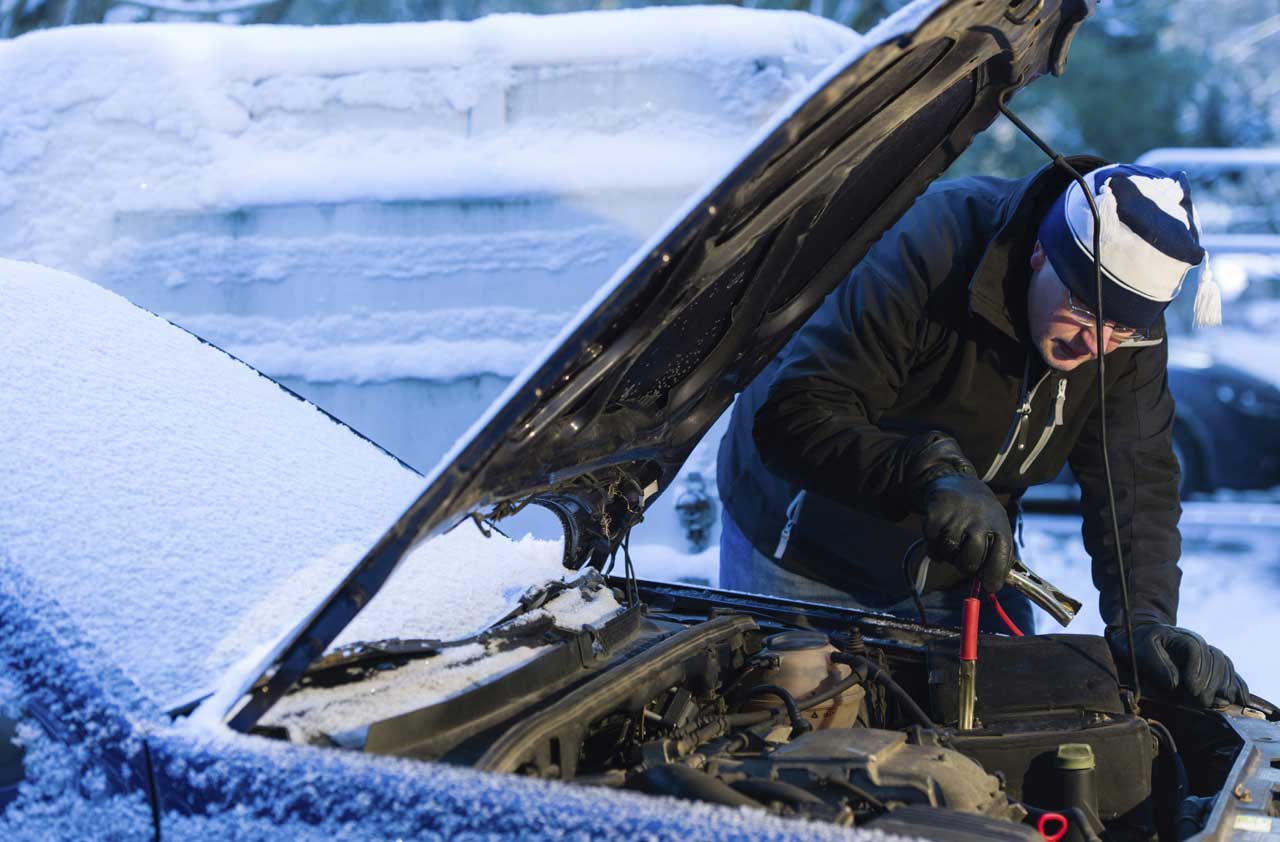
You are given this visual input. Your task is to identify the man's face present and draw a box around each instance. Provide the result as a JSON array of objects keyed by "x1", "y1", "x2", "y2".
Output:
[{"x1": 1026, "y1": 242, "x2": 1139, "y2": 372}]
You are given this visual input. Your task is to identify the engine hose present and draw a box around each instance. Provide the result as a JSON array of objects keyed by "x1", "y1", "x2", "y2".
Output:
[
  {"x1": 821, "y1": 777, "x2": 888, "y2": 812},
  {"x1": 724, "y1": 710, "x2": 774, "y2": 727},
  {"x1": 740, "y1": 684, "x2": 812, "y2": 734},
  {"x1": 730, "y1": 778, "x2": 826, "y2": 807},
  {"x1": 725, "y1": 669, "x2": 869, "y2": 730},
  {"x1": 833, "y1": 653, "x2": 937, "y2": 730},
  {"x1": 796, "y1": 670, "x2": 863, "y2": 712},
  {"x1": 627, "y1": 764, "x2": 764, "y2": 809},
  {"x1": 728, "y1": 659, "x2": 930, "y2": 732},
  {"x1": 1064, "y1": 806, "x2": 1105, "y2": 842}
]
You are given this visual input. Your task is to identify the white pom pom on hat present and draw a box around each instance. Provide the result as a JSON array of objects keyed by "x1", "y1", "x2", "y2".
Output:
[{"x1": 1193, "y1": 252, "x2": 1223, "y2": 327}]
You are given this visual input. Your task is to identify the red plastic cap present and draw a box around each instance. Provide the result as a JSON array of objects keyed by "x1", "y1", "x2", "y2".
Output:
[
  {"x1": 1038, "y1": 812, "x2": 1070, "y2": 842},
  {"x1": 961, "y1": 597, "x2": 980, "y2": 661}
]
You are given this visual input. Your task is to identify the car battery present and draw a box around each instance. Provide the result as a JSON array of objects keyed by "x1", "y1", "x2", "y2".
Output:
[{"x1": 927, "y1": 634, "x2": 1154, "y2": 821}]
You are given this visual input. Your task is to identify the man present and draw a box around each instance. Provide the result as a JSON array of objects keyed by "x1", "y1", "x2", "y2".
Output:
[{"x1": 717, "y1": 157, "x2": 1249, "y2": 708}]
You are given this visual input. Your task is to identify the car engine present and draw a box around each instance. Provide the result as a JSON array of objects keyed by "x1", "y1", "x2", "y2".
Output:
[{"x1": 261, "y1": 574, "x2": 1264, "y2": 842}]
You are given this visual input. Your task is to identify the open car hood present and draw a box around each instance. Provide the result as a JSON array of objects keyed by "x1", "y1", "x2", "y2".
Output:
[{"x1": 225, "y1": 0, "x2": 1094, "y2": 731}]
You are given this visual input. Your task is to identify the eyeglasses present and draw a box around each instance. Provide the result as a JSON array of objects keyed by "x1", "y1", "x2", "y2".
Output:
[{"x1": 1063, "y1": 290, "x2": 1148, "y2": 343}]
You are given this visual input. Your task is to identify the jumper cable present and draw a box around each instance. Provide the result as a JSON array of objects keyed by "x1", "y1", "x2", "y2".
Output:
[{"x1": 959, "y1": 586, "x2": 980, "y2": 730}]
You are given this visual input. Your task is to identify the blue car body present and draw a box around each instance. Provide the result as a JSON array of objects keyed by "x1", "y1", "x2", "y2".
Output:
[{"x1": 0, "y1": 565, "x2": 863, "y2": 842}]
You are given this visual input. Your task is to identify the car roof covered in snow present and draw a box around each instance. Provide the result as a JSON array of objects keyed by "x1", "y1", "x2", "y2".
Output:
[{"x1": 0, "y1": 258, "x2": 606, "y2": 710}]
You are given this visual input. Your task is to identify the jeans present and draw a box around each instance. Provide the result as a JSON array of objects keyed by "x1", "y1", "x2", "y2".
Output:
[{"x1": 719, "y1": 509, "x2": 1036, "y2": 635}]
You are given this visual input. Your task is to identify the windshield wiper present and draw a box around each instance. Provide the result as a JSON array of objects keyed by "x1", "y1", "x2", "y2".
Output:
[{"x1": 293, "y1": 573, "x2": 606, "y2": 690}]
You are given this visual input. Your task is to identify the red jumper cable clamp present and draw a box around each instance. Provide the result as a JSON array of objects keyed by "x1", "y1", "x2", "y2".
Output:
[{"x1": 958, "y1": 589, "x2": 980, "y2": 730}]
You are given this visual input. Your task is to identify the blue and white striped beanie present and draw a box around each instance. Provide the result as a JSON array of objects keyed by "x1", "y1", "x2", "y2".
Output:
[{"x1": 1038, "y1": 163, "x2": 1221, "y2": 328}]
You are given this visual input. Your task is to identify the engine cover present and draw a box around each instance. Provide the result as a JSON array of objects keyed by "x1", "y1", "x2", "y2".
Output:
[{"x1": 705, "y1": 728, "x2": 1016, "y2": 819}]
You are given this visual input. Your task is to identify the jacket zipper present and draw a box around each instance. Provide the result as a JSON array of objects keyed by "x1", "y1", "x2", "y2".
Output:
[
  {"x1": 1019, "y1": 378, "x2": 1068, "y2": 474},
  {"x1": 773, "y1": 490, "x2": 807, "y2": 559},
  {"x1": 982, "y1": 357, "x2": 1050, "y2": 482}
]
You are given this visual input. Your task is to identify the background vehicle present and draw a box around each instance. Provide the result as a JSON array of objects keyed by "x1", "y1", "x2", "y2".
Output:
[
  {"x1": 1027, "y1": 354, "x2": 1280, "y2": 508},
  {"x1": 1166, "y1": 355, "x2": 1280, "y2": 494}
]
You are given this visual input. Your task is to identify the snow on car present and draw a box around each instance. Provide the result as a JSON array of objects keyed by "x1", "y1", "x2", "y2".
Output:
[{"x1": 0, "y1": 259, "x2": 830, "y2": 841}]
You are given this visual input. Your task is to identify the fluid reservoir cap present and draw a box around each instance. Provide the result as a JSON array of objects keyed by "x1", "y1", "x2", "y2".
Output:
[
  {"x1": 1056, "y1": 743, "x2": 1095, "y2": 771},
  {"x1": 763, "y1": 631, "x2": 831, "y2": 651}
]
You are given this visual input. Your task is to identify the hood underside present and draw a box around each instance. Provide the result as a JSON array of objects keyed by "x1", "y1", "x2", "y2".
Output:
[{"x1": 226, "y1": 0, "x2": 1094, "y2": 731}]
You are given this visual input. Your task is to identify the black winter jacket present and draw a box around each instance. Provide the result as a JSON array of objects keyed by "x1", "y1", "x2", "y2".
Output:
[{"x1": 717, "y1": 157, "x2": 1182, "y2": 627}]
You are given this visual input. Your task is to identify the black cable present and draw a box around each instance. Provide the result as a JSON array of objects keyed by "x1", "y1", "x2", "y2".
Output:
[
  {"x1": 834, "y1": 652, "x2": 937, "y2": 729},
  {"x1": 795, "y1": 671, "x2": 864, "y2": 712},
  {"x1": 728, "y1": 652, "x2": 933, "y2": 732},
  {"x1": 900, "y1": 537, "x2": 931, "y2": 624},
  {"x1": 1148, "y1": 717, "x2": 1190, "y2": 842},
  {"x1": 621, "y1": 531, "x2": 639, "y2": 606},
  {"x1": 997, "y1": 98, "x2": 1142, "y2": 702},
  {"x1": 1147, "y1": 717, "x2": 1180, "y2": 755},
  {"x1": 724, "y1": 670, "x2": 864, "y2": 729},
  {"x1": 740, "y1": 684, "x2": 812, "y2": 734},
  {"x1": 482, "y1": 518, "x2": 510, "y2": 539}
]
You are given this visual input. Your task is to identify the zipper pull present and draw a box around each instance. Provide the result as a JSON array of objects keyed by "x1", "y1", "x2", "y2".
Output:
[
  {"x1": 1054, "y1": 379, "x2": 1067, "y2": 425},
  {"x1": 1015, "y1": 399, "x2": 1033, "y2": 452},
  {"x1": 773, "y1": 491, "x2": 806, "y2": 559}
]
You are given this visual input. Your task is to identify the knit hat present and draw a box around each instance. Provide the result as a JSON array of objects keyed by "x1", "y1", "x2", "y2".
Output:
[{"x1": 1038, "y1": 163, "x2": 1221, "y2": 329}]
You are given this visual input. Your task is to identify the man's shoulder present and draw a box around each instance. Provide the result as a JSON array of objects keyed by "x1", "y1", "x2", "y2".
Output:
[
  {"x1": 919, "y1": 174, "x2": 1023, "y2": 215},
  {"x1": 868, "y1": 175, "x2": 1022, "y2": 292}
]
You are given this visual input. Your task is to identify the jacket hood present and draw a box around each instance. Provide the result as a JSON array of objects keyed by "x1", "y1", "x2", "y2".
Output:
[{"x1": 224, "y1": 0, "x2": 1097, "y2": 732}]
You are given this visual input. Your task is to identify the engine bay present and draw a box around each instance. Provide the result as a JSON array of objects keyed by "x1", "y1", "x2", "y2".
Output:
[{"x1": 257, "y1": 574, "x2": 1278, "y2": 842}]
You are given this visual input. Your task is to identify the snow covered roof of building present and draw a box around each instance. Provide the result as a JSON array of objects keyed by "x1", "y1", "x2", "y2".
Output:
[{"x1": 0, "y1": 9, "x2": 859, "y2": 274}]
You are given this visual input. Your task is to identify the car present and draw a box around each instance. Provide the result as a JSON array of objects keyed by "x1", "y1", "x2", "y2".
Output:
[
  {"x1": 1166, "y1": 352, "x2": 1280, "y2": 495},
  {"x1": 3, "y1": 2, "x2": 1279, "y2": 841}
]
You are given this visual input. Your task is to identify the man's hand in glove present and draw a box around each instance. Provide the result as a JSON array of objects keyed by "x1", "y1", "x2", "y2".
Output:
[
  {"x1": 908, "y1": 435, "x2": 1013, "y2": 594},
  {"x1": 1107, "y1": 622, "x2": 1250, "y2": 708}
]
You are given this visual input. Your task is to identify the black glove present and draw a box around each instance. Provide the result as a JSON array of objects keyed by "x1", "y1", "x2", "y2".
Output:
[
  {"x1": 907, "y1": 435, "x2": 1013, "y2": 594},
  {"x1": 1107, "y1": 622, "x2": 1249, "y2": 708}
]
